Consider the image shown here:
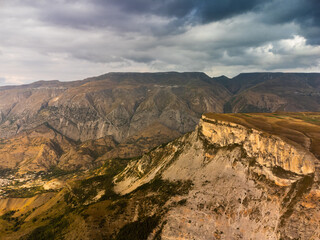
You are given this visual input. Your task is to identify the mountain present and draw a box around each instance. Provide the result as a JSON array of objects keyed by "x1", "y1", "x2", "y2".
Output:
[
  {"x1": 0, "y1": 71, "x2": 320, "y2": 238},
  {"x1": 4, "y1": 72, "x2": 320, "y2": 145},
  {"x1": 0, "y1": 71, "x2": 319, "y2": 173},
  {"x1": 0, "y1": 72, "x2": 230, "y2": 148},
  {"x1": 215, "y1": 73, "x2": 320, "y2": 112},
  {"x1": 0, "y1": 72, "x2": 232, "y2": 171},
  {"x1": 0, "y1": 112, "x2": 319, "y2": 239}
]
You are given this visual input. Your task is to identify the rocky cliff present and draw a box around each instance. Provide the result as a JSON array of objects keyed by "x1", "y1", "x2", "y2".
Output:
[
  {"x1": 112, "y1": 113, "x2": 319, "y2": 240},
  {"x1": 200, "y1": 115, "x2": 315, "y2": 177}
]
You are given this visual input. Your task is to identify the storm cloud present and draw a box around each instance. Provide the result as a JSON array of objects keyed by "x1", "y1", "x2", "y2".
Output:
[{"x1": 0, "y1": 0, "x2": 319, "y2": 85}]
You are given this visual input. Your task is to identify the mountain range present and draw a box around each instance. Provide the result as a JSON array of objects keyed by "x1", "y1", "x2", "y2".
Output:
[
  {"x1": 0, "y1": 72, "x2": 319, "y2": 239},
  {"x1": 0, "y1": 72, "x2": 319, "y2": 172}
]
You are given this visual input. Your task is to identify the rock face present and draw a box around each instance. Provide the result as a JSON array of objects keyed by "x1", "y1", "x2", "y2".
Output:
[
  {"x1": 201, "y1": 115, "x2": 315, "y2": 176},
  {"x1": 114, "y1": 113, "x2": 319, "y2": 240}
]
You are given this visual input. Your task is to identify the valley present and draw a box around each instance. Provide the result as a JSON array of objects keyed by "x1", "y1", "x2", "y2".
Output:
[{"x1": 0, "y1": 72, "x2": 319, "y2": 239}]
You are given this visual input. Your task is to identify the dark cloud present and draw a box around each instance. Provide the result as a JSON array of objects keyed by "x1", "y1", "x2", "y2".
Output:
[
  {"x1": 263, "y1": 0, "x2": 320, "y2": 26},
  {"x1": 32, "y1": 0, "x2": 267, "y2": 33},
  {"x1": 31, "y1": 0, "x2": 320, "y2": 44},
  {"x1": 101, "y1": 0, "x2": 265, "y2": 22},
  {"x1": 260, "y1": 0, "x2": 320, "y2": 44},
  {"x1": 192, "y1": 0, "x2": 264, "y2": 23},
  {"x1": 19, "y1": 0, "x2": 320, "y2": 43}
]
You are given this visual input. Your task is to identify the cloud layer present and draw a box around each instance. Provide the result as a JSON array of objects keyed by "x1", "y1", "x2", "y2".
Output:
[{"x1": 0, "y1": 0, "x2": 319, "y2": 85}]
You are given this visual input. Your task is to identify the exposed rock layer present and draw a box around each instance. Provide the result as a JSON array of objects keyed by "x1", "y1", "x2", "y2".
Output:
[
  {"x1": 114, "y1": 113, "x2": 319, "y2": 239},
  {"x1": 200, "y1": 116, "x2": 315, "y2": 175}
]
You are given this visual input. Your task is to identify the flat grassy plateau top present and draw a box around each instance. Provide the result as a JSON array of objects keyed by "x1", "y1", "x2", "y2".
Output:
[{"x1": 203, "y1": 112, "x2": 320, "y2": 159}]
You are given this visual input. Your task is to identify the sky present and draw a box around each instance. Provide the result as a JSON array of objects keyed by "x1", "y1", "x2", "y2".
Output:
[{"x1": 0, "y1": 0, "x2": 320, "y2": 85}]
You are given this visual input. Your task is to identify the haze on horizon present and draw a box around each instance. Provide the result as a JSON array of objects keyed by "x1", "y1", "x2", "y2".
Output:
[{"x1": 0, "y1": 0, "x2": 319, "y2": 86}]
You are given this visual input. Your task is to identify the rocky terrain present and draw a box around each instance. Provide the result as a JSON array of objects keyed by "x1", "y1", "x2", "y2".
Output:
[
  {"x1": 0, "y1": 72, "x2": 319, "y2": 170},
  {"x1": 0, "y1": 123, "x2": 118, "y2": 173},
  {"x1": 0, "y1": 72, "x2": 231, "y2": 171},
  {"x1": 0, "y1": 72, "x2": 320, "y2": 239},
  {"x1": 113, "y1": 112, "x2": 320, "y2": 239},
  {"x1": 0, "y1": 72, "x2": 320, "y2": 171},
  {"x1": 0, "y1": 112, "x2": 318, "y2": 239},
  {"x1": 0, "y1": 72, "x2": 229, "y2": 142}
]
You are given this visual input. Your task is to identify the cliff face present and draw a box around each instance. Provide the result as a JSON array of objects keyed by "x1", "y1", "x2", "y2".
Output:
[
  {"x1": 113, "y1": 113, "x2": 319, "y2": 240},
  {"x1": 200, "y1": 116, "x2": 315, "y2": 177}
]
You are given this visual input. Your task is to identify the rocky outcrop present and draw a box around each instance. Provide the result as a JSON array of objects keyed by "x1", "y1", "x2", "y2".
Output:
[{"x1": 200, "y1": 115, "x2": 315, "y2": 176}]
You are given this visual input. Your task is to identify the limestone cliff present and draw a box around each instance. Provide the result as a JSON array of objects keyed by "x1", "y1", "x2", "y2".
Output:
[
  {"x1": 113, "y1": 113, "x2": 319, "y2": 240},
  {"x1": 200, "y1": 115, "x2": 315, "y2": 182}
]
